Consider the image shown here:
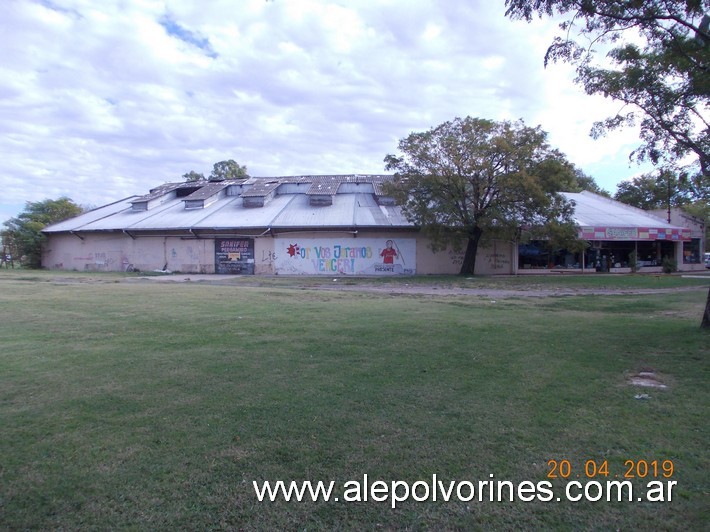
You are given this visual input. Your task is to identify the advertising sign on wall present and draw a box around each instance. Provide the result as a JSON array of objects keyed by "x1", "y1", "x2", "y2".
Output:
[
  {"x1": 579, "y1": 226, "x2": 691, "y2": 241},
  {"x1": 215, "y1": 238, "x2": 255, "y2": 274},
  {"x1": 274, "y1": 238, "x2": 415, "y2": 275}
]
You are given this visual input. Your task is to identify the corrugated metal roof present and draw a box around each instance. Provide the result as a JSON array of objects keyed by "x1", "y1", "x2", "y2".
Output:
[
  {"x1": 561, "y1": 191, "x2": 676, "y2": 228},
  {"x1": 133, "y1": 183, "x2": 182, "y2": 202},
  {"x1": 43, "y1": 197, "x2": 138, "y2": 232},
  {"x1": 44, "y1": 175, "x2": 413, "y2": 233},
  {"x1": 240, "y1": 178, "x2": 281, "y2": 197},
  {"x1": 194, "y1": 194, "x2": 295, "y2": 229},
  {"x1": 306, "y1": 181, "x2": 340, "y2": 195},
  {"x1": 183, "y1": 182, "x2": 228, "y2": 200},
  {"x1": 45, "y1": 179, "x2": 687, "y2": 237}
]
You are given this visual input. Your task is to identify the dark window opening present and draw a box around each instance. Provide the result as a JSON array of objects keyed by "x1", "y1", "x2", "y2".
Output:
[
  {"x1": 176, "y1": 186, "x2": 202, "y2": 198},
  {"x1": 519, "y1": 240, "x2": 677, "y2": 271}
]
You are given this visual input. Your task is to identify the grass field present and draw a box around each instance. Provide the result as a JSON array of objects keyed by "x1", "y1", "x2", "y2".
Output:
[{"x1": 1, "y1": 271, "x2": 708, "y2": 530}]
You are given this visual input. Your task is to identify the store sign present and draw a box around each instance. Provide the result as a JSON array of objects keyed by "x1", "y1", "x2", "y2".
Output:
[
  {"x1": 215, "y1": 238, "x2": 255, "y2": 274},
  {"x1": 579, "y1": 226, "x2": 691, "y2": 241},
  {"x1": 274, "y1": 238, "x2": 415, "y2": 275},
  {"x1": 606, "y1": 227, "x2": 638, "y2": 239}
]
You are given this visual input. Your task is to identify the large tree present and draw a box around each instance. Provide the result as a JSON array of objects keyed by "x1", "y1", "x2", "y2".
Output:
[
  {"x1": 182, "y1": 170, "x2": 206, "y2": 182},
  {"x1": 505, "y1": 0, "x2": 709, "y2": 177},
  {"x1": 505, "y1": 0, "x2": 710, "y2": 327},
  {"x1": 210, "y1": 160, "x2": 248, "y2": 181},
  {"x1": 384, "y1": 117, "x2": 578, "y2": 275},
  {"x1": 615, "y1": 171, "x2": 685, "y2": 210},
  {"x1": 2, "y1": 197, "x2": 83, "y2": 268}
]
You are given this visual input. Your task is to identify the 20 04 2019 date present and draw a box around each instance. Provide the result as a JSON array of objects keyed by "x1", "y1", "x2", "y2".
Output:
[{"x1": 547, "y1": 459, "x2": 674, "y2": 479}]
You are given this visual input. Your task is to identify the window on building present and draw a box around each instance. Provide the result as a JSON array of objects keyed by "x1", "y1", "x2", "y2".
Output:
[{"x1": 683, "y1": 239, "x2": 700, "y2": 264}]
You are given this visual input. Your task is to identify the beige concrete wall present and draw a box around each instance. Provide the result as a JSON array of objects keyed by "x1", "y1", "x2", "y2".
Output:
[
  {"x1": 43, "y1": 231, "x2": 516, "y2": 275},
  {"x1": 43, "y1": 233, "x2": 217, "y2": 273},
  {"x1": 415, "y1": 237, "x2": 515, "y2": 275},
  {"x1": 254, "y1": 237, "x2": 276, "y2": 275}
]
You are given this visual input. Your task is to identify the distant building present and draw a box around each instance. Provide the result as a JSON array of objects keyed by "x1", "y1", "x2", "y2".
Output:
[
  {"x1": 42, "y1": 176, "x2": 699, "y2": 275},
  {"x1": 649, "y1": 207, "x2": 706, "y2": 268}
]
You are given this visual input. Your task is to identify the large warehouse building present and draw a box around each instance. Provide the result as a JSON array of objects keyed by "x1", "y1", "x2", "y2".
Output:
[{"x1": 42, "y1": 175, "x2": 704, "y2": 275}]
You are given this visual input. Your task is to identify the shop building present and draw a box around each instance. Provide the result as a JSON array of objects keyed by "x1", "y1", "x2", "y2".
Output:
[{"x1": 517, "y1": 192, "x2": 700, "y2": 273}]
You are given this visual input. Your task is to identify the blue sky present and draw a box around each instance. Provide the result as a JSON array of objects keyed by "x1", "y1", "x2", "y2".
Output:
[{"x1": 0, "y1": 0, "x2": 654, "y2": 223}]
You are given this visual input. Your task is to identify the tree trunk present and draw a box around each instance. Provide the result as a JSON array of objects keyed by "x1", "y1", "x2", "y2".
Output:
[
  {"x1": 459, "y1": 228, "x2": 483, "y2": 276},
  {"x1": 702, "y1": 286, "x2": 710, "y2": 329}
]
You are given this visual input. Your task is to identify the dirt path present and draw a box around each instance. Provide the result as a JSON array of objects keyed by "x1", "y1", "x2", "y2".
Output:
[
  {"x1": 132, "y1": 274, "x2": 707, "y2": 299},
  {"x1": 307, "y1": 283, "x2": 705, "y2": 298}
]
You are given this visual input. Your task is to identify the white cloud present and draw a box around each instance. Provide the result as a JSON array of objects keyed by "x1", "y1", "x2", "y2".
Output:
[{"x1": 0, "y1": 0, "x2": 658, "y2": 224}]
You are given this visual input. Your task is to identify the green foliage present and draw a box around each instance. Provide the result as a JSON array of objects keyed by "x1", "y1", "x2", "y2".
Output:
[
  {"x1": 662, "y1": 255, "x2": 678, "y2": 274},
  {"x1": 182, "y1": 170, "x2": 205, "y2": 182},
  {"x1": 1, "y1": 198, "x2": 82, "y2": 268},
  {"x1": 614, "y1": 170, "x2": 710, "y2": 242},
  {"x1": 568, "y1": 167, "x2": 610, "y2": 196},
  {"x1": 181, "y1": 161, "x2": 248, "y2": 182},
  {"x1": 210, "y1": 159, "x2": 248, "y2": 181},
  {"x1": 615, "y1": 172, "x2": 676, "y2": 210},
  {"x1": 384, "y1": 116, "x2": 579, "y2": 275},
  {"x1": 505, "y1": 0, "x2": 709, "y2": 179},
  {"x1": 615, "y1": 169, "x2": 708, "y2": 208}
]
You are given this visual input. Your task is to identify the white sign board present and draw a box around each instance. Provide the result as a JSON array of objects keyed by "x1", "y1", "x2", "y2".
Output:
[{"x1": 274, "y1": 238, "x2": 416, "y2": 275}]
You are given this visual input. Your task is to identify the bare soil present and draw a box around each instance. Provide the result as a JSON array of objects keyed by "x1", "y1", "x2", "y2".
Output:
[{"x1": 133, "y1": 274, "x2": 705, "y2": 298}]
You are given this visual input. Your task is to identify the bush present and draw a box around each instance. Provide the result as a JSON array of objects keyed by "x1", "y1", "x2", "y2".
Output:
[{"x1": 662, "y1": 255, "x2": 677, "y2": 274}]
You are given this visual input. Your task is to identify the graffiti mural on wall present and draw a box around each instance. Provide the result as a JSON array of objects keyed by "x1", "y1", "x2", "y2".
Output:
[
  {"x1": 275, "y1": 238, "x2": 415, "y2": 275},
  {"x1": 485, "y1": 252, "x2": 511, "y2": 270},
  {"x1": 215, "y1": 239, "x2": 255, "y2": 274},
  {"x1": 74, "y1": 251, "x2": 114, "y2": 270},
  {"x1": 448, "y1": 249, "x2": 464, "y2": 266},
  {"x1": 261, "y1": 250, "x2": 277, "y2": 264}
]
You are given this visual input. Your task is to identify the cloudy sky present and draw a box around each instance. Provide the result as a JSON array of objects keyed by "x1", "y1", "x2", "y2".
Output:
[{"x1": 1, "y1": 0, "x2": 653, "y2": 224}]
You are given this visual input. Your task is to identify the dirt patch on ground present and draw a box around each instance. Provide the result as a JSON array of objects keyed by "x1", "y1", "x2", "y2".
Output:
[
  {"x1": 627, "y1": 369, "x2": 669, "y2": 389},
  {"x1": 310, "y1": 283, "x2": 702, "y2": 298},
  {"x1": 129, "y1": 274, "x2": 705, "y2": 299}
]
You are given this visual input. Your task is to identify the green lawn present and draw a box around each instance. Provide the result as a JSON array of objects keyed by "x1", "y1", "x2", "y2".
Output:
[{"x1": 1, "y1": 272, "x2": 708, "y2": 530}]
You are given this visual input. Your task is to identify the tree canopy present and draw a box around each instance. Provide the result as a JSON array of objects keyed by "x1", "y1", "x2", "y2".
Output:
[
  {"x1": 612, "y1": 170, "x2": 708, "y2": 210},
  {"x1": 506, "y1": 1, "x2": 710, "y2": 328},
  {"x1": 614, "y1": 171, "x2": 709, "y2": 241},
  {"x1": 182, "y1": 160, "x2": 249, "y2": 182},
  {"x1": 2, "y1": 197, "x2": 83, "y2": 268},
  {"x1": 505, "y1": 0, "x2": 709, "y2": 179},
  {"x1": 182, "y1": 170, "x2": 205, "y2": 182},
  {"x1": 210, "y1": 160, "x2": 248, "y2": 181},
  {"x1": 384, "y1": 117, "x2": 579, "y2": 275},
  {"x1": 568, "y1": 167, "x2": 611, "y2": 196}
]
